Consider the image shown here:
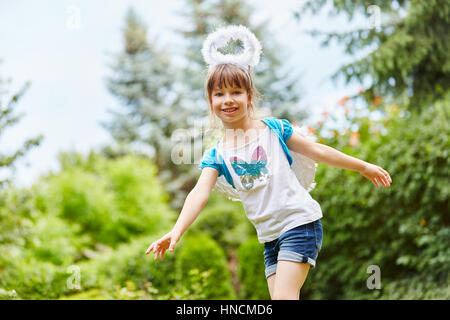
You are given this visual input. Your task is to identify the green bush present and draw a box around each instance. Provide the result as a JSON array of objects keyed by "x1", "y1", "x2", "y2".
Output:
[
  {"x1": 78, "y1": 234, "x2": 178, "y2": 296},
  {"x1": 0, "y1": 251, "x2": 71, "y2": 300},
  {"x1": 63, "y1": 233, "x2": 235, "y2": 300},
  {"x1": 381, "y1": 273, "x2": 450, "y2": 300},
  {"x1": 59, "y1": 288, "x2": 113, "y2": 300},
  {"x1": 0, "y1": 187, "x2": 36, "y2": 248},
  {"x1": 190, "y1": 191, "x2": 256, "y2": 250},
  {"x1": 28, "y1": 215, "x2": 91, "y2": 266},
  {"x1": 237, "y1": 236, "x2": 270, "y2": 300},
  {"x1": 0, "y1": 188, "x2": 81, "y2": 299},
  {"x1": 0, "y1": 152, "x2": 176, "y2": 299},
  {"x1": 302, "y1": 94, "x2": 450, "y2": 299},
  {"x1": 33, "y1": 152, "x2": 175, "y2": 246},
  {"x1": 175, "y1": 233, "x2": 235, "y2": 299}
]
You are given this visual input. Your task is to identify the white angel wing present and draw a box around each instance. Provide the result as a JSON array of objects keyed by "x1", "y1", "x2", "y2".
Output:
[
  {"x1": 213, "y1": 175, "x2": 241, "y2": 202},
  {"x1": 290, "y1": 125, "x2": 318, "y2": 192}
]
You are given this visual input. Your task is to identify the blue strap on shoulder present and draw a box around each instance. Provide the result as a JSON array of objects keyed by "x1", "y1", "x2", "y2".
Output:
[
  {"x1": 215, "y1": 117, "x2": 293, "y2": 189},
  {"x1": 261, "y1": 117, "x2": 293, "y2": 166},
  {"x1": 215, "y1": 141, "x2": 236, "y2": 189}
]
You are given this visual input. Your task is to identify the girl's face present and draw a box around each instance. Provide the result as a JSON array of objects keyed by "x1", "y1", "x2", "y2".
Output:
[{"x1": 210, "y1": 85, "x2": 252, "y2": 125}]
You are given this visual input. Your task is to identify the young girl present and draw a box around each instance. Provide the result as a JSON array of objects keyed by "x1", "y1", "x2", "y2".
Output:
[{"x1": 145, "y1": 25, "x2": 392, "y2": 300}]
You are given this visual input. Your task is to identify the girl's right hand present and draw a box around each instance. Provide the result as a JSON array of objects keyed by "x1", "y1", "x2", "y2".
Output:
[{"x1": 145, "y1": 230, "x2": 180, "y2": 261}]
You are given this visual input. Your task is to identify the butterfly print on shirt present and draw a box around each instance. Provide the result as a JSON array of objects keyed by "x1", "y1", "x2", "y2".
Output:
[{"x1": 230, "y1": 146, "x2": 269, "y2": 190}]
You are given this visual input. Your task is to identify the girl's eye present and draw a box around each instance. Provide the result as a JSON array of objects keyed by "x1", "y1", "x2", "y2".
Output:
[{"x1": 214, "y1": 91, "x2": 241, "y2": 96}]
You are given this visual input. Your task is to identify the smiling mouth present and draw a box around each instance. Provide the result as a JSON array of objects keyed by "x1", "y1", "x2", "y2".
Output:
[{"x1": 222, "y1": 107, "x2": 238, "y2": 113}]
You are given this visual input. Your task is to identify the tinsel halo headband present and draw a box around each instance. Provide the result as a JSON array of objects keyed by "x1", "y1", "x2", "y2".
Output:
[{"x1": 201, "y1": 25, "x2": 262, "y2": 80}]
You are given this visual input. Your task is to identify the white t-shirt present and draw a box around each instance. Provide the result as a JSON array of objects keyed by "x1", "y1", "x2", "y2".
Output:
[{"x1": 216, "y1": 125, "x2": 323, "y2": 243}]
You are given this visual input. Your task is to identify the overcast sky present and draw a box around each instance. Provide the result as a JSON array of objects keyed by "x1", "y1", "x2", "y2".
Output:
[{"x1": 0, "y1": 0, "x2": 369, "y2": 187}]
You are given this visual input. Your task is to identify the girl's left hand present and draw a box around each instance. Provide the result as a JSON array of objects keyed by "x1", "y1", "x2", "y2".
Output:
[{"x1": 360, "y1": 163, "x2": 392, "y2": 188}]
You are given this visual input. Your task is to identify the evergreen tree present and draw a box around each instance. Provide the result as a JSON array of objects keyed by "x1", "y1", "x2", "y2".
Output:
[
  {"x1": 0, "y1": 62, "x2": 43, "y2": 188},
  {"x1": 296, "y1": 0, "x2": 450, "y2": 110},
  {"x1": 104, "y1": 8, "x2": 188, "y2": 170},
  {"x1": 104, "y1": 8, "x2": 197, "y2": 208},
  {"x1": 176, "y1": 0, "x2": 308, "y2": 121}
]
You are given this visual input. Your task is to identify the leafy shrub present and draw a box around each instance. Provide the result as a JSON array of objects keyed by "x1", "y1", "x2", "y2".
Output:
[
  {"x1": 237, "y1": 236, "x2": 270, "y2": 300},
  {"x1": 33, "y1": 152, "x2": 175, "y2": 246},
  {"x1": 381, "y1": 273, "x2": 450, "y2": 299},
  {"x1": 0, "y1": 188, "x2": 82, "y2": 299},
  {"x1": 190, "y1": 191, "x2": 256, "y2": 250},
  {"x1": 0, "y1": 152, "x2": 176, "y2": 299},
  {"x1": 0, "y1": 252, "x2": 70, "y2": 300},
  {"x1": 302, "y1": 94, "x2": 450, "y2": 299},
  {"x1": 0, "y1": 187, "x2": 36, "y2": 248},
  {"x1": 62, "y1": 233, "x2": 235, "y2": 300},
  {"x1": 175, "y1": 233, "x2": 235, "y2": 299},
  {"x1": 77, "y1": 234, "x2": 178, "y2": 296}
]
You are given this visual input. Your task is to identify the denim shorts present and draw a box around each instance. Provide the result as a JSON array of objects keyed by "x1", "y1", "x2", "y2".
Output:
[{"x1": 263, "y1": 219, "x2": 323, "y2": 278}]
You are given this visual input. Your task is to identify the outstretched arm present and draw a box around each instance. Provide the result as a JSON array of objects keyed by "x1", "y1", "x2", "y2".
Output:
[
  {"x1": 286, "y1": 132, "x2": 392, "y2": 188},
  {"x1": 145, "y1": 167, "x2": 219, "y2": 260}
]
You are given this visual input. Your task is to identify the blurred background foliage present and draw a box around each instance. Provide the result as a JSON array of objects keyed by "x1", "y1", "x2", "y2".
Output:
[{"x1": 1, "y1": 0, "x2": 449, "y2": 299}]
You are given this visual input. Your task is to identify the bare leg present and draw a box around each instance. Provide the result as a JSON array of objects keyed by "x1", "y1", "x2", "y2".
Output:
[
  {"x1": 272, "y1": 260, "x2": 310, "y2": 300},
  {"x1": 266, "y1": 273, "x2": 276, "y2": 299}
]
